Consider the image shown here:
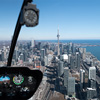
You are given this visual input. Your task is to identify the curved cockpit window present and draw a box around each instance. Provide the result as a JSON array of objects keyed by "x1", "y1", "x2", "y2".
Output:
[{"x1": 0, "y1": 0, "x2": 100, "y2": 100}]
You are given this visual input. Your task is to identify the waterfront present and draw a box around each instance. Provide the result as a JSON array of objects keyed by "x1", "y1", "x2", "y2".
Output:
[
  {"x1": 37, "y1": 40, "x2": 100, "y2": 45},
  {"x1": 86, "y1": 46, "x2": 100, "y2": 61},
  {"x1": 37, "y1": 40, "x2": 100, "y2": 61}
]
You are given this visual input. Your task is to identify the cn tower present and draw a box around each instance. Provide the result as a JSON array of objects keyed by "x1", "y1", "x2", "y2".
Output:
[{"x1": 57, "y1": 26, "x2": 60, "y2": 56}]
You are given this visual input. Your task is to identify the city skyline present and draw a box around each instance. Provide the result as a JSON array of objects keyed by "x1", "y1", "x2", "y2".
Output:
[
  {"x1": 0, "y1": 39, "x2": 100, "y2": 99},
  {"x1": 0, "y1": 0, "x2": 100, "y2": 40}
]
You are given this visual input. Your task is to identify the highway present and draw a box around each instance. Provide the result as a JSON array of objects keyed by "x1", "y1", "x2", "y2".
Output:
[
  {"x1": 82, "y1": 62, "x2": 100, "y2": 84},
  {"x1": 29, "y1": 65, "x2": 54, "y2": 100},
  {"x1": 45, "y1": 65, "x2": 56, "y2": 100},
  {"x1": 81, "y1": 61, "x2": 100, "y2": 99},
  {"x1": 33, "y1": 64, "x2": 56, "y2": 100}
]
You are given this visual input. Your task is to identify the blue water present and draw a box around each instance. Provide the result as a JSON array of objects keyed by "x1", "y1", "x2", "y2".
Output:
[
  {"x1": 37, "y1": 40, "x2": 100, "y2": 45},
  {"x1": 86, "y1": 46, "x2": 100, "y2": 60},
  {"x1": 37, "y1": 40, "x2": 100, "y2": 60}
]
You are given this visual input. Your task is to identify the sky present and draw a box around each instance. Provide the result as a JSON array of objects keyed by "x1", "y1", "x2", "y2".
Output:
[{"x1": 0, "y1": 0, "x2": 100, "y2": 40}]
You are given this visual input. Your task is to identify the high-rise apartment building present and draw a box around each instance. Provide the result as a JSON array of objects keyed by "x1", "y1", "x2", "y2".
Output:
[
  {"x1": 40, "y1": 49, "x2": 45, "y2": 60},
  {"x1": 58, "y1": 61, "x2": 64, "y2": 77},
  {"x1": 67, "y1": 77, "x2": 75, "y2": 96},
  {"x1": 72, "y1": 43, "x2": 75, "y2": 54},
  {"x1": 75, "y1": 52, "x2": 80, "y2": 68},
  {"x1": 89, "y1": 67, "x2": 96, "y2": 80},
  {"x1": 80, "y1": 69, "x2": 85, "y2": 91},
  {"x1": 70, "y1": 55, "x2": 75, "y2": 69},
  {"x1": 31, "y1": 39, "x2": 35, "y2": 47},
  {"x1": 64, "y1": 67, "x2": 69, "y2": 88}
]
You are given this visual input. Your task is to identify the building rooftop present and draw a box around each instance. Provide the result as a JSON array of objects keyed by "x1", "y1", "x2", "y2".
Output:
[
  {"x1": 87, "y1": 88, "x2": 96, "y2": 90},
  {"x1": 89, "y1": 66, "x2": 96, "y2": 70},
  {"x1": 80, "y1": 69, "x2": 85, "y2": 73},
  {"x1": 63, "y1": 54, "x2": 68, "y2": 60}
]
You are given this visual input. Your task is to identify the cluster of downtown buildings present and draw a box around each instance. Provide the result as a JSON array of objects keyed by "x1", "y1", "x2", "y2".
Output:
[
  {"x1": 53, "y1": 42, "x2": 100, "y2": 100},
  {"x1": 0, "y1": 41, "x2": 53, "y2": 68},
  {"x1": 0, "y1": 40, "x2": 100, "y2": 100}
]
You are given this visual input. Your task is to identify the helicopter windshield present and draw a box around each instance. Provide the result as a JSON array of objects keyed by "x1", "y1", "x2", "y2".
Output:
[{"x1": 0, "y1": 0, "x2": 100, "y2": 100}]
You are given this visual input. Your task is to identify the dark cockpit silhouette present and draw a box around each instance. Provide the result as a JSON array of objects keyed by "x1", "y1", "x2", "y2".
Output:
[{"x1": 0, "y1": 0, "x2": 43, "y2": 100}]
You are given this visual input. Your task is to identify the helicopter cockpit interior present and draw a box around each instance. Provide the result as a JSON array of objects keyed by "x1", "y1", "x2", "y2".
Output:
[{"x1": 0, "y1": 0, "x2": 43, "y2": 100}]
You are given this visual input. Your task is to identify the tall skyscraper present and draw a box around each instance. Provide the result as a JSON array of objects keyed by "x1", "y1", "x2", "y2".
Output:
[
  {"x1": 23, "y1": 51, "x2": 27, "y2": 62},
  {"x1": 67, "y1": 77, "x2": 75, "y2": 96},
  {"x1": 68, "y1": 42, "x2": 72, "y2": 54},
  {"x1": 82, "y1": 48, "x2": 86, "y2": 60},
  {"x1": 64, "y1": 67, "x2": 69, "y2": 88},
  {"x1": 57, "y1": 26, "x2": 60, "y2": 56},
  {"x1": 72, "y1": 43, "x2": 75, "y2": 54},
  {"x1": 59, "y1": 43, "x2": 63, "y2": 55},
  {"x1": 40, "y1": 49, "x2": 45, "y2": 60},
  {"x1": 89, "y1": 67, "x2": 96, "y2": 80},
  {"x1": 44, "y1": 56, "x2": 48, "y2": 66},
  {"x1": 40, "y1": 49, "x2": 45, "y2": 66},
  {"x1": 88, "y1": 66, "x2": 96, "y2": 90},
  {"x1": 31, "y1": 39, "x2": 35, "y2": 58},
  {"x1": 68, "y1": 54, "x2": 71, "y2": 64},
  {"x1": 58, "y1": 61, "x2": 64, "y2": 77},
  {"x1": 1, "y1": 51, "x2": 4, "y2": 61},
  {"x1": 80, "y1": 69, "x2": 85, "y2": 91},
  {"x1": 38, "y1": 42, "x2": 42, "y2": 50},
  {"x1": 76, "y1": 52, "x2": 80, "y2": 68},
  {"x1": 70, "y1": 55, "x2": 75, "y2": 69},
  {"x1": 31, "y1": 39, "x2": 35, "y2": 47}
]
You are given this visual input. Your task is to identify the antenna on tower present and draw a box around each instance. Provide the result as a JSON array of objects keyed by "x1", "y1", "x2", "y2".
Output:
[
  {"x1": 57, "y1": 25, "x2": 60, "y2": 56},
  {"x1": 57, "y1": 25, "x2": 60, "y2": 37},
  {"x1": 58, "y1": 25, "x2": 59, "y2": 34}
]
